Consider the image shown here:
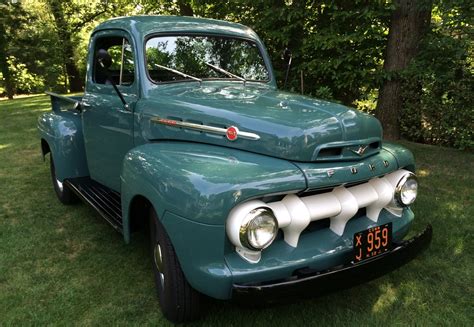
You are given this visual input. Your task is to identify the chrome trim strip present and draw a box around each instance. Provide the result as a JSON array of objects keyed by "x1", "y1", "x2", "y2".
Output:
[{"x1": 150, "y1": 117, "x2": 261, "y2": 140}]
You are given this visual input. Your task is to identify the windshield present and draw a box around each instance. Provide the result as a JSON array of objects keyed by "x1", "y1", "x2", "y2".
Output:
[{"x1": 145, "y1": 35, "x2": 269, "y2": 83}]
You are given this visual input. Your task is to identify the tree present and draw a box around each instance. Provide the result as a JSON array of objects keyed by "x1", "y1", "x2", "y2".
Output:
[
  {"x1": 400, "y1": 0, "x2": 473, "y2": 149},
  {"x1": 47, "y1": 0, "x2": 82, "y2": 92},
  {"x1": 0, "y1": 1, "x2": 29, "y2": 99},
  {"x1": 191, "y1": 1, "x2": 391, "y2": 103},
  {"x1": 0, "y1": 10, "x2": 14, "y2": 99},
  {"x1": 46, "y1": 0, "x2": 110, "y2": 92},
  {"x1": 375, "y1": 0, "x2": 432, "y2": 140},
  {"x1": 178, "y1": 0, "x2": 194, "y2": 16}
]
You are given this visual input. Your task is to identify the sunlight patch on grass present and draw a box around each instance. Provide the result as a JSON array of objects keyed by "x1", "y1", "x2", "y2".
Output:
[
  {"x1": 446, "y1": 202, "x2": 462, "y2": 211},
  {"x1": 0, "y1": 144, "x2": 11, "y2": 151},
  {"x1": 454, "y1": 239, "x2": 464, "y2": 256},
  {"x1": 0, "y1": 93, "x2": 46, "y2": 101},
  {"x1": 372, "y1": 283, "x2": 398, "y2": 313},
  {"x1": 417, "y1": 168, "x2": 430, "y2": 177}
]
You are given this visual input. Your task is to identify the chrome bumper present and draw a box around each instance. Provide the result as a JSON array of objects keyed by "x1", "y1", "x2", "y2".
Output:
[{"x1": 232, "y1": 224, "x2": 432, "y2": 301}]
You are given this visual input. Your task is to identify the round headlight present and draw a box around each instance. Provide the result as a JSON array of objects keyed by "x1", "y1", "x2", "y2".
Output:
[
  {"x1": 240, "y1": 207, "x2": 278, "y2": 250},
  {"x1": 394, "y1": 172, "x2": 418, "y2": 206}
]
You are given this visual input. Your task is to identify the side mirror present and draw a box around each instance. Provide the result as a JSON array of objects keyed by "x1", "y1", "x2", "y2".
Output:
[
  {"x1": 281, "y1": 48, "x2": 293, "y2": 89},
  {"x1": 95, "y1": 48, "x2": 128, "y2": 109},
  {"x1": 96, "y1": 49, "x2": 112, "y2": 69},
  {"x1": 281, "y1": 48, "x2": 292, "y2": 63}
]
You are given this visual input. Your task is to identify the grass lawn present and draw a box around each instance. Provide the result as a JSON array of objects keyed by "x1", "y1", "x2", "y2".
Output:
[{"x1": 0, "y1": 95, "x2": 472, "y2": 326}]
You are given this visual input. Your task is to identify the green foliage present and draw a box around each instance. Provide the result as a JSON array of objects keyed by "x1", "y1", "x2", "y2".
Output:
[
  {"x1": 1, "y1": 0, "x2": 471, "y2": 148},
  {"x1": 190, "y1": 0, "x2": 391, "y2": 105},
  {"x1": 0, "y1": 0, "x2": 67, "y2": 95},
  {"x1": 401, "y1": 0, "x2": 473, "y2": 149},
  {"x1": 6, "y1": 56, "x2": 44, "y2": 93},
  {"x1": 0, "y1": 1, "x2": 33, "y2": 97}
]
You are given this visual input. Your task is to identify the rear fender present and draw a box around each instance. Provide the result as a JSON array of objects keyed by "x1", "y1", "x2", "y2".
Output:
[{"x1": 37, "y1": 111, "x2": 89, "y2": 180}]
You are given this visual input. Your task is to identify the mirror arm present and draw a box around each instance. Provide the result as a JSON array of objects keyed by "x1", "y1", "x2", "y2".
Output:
[
  {"x1": 111, "y1": 82, "x2": 128, "y2": 109},
  {"x1": 282, "y1": 48, "x2": 293, "y2": 89},
  {"x1": 102, "y1": 68, "x2": 129, "y2": 110}
]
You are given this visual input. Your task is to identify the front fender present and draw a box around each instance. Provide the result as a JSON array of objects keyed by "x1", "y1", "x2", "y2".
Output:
[
  {"x1": 382, "y1": 142, "x2": 416, "y2": 172},
  {"x1": 120, "y1": 142, "x2": 306, "y2": 298},
  {"x1": 121, "y1": 142, "x2": 306, "y2": 228},
  {"x1": 37, "y1": 111, "x2": 89, "y2": 180}
]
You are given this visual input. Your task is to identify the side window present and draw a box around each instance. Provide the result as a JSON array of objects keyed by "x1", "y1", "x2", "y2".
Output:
[{"x1": 93, "y1": 36, "x2": 135, "y2": 86}]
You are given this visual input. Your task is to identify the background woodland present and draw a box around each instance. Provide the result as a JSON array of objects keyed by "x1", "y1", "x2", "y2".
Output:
[{"x1": 0, "y1": 0, "x2": 472, "y2": 149}]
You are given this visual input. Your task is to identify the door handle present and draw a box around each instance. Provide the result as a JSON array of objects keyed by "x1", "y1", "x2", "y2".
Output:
[
  {"x1": 81, "y1": 102, "x2": 91, "y2": 112},
  {"x1": 124, "y1": 100, "x2": 137, "y2": 112}
]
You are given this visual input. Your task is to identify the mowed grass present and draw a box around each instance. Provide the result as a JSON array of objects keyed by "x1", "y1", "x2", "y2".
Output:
[{"x1": 0, "y1": 95, "x2": 472, "y2": 326}]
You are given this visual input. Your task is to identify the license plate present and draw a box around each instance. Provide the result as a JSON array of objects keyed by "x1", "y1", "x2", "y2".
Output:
[{"x1": 353, "y1": 223, "x2": 392, "y2": 262}]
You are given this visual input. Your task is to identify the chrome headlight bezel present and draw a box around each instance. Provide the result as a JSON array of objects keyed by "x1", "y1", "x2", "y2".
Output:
[
  {"x1": 394, "y1": 172, "x2": 418, "y2": 206},
  {"x1": 239, "y1": 207, "x2": 278, "y2": 251}
]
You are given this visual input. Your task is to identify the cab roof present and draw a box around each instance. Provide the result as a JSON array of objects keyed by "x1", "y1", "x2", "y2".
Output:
[{"x1": 93, "y1": 15, "x2": 258, "y2": 40}]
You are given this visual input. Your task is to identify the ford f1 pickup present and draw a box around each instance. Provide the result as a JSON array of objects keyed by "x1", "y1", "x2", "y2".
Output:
[{"x1": 38, "y1": 15, "x2": 432, "y2": 323}]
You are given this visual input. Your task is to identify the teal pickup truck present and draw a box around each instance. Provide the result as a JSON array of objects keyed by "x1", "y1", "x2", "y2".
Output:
[{"x1": 38, "y1": 16, "x2": 432, "y2": 323}]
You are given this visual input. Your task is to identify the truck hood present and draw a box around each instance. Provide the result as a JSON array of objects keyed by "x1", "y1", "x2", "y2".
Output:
[{"x1": 140, "y1": 83, "x2": 383, "y2": 162}]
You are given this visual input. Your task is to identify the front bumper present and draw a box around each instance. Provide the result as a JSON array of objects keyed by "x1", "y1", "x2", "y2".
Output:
[{"x1": 232, "y1": 224, "x2": 432, "y2": 301}]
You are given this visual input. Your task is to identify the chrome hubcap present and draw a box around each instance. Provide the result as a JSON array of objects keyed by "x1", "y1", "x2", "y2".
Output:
[
  {"x1": 154, "y1": 243, "x2": 165, "y2": 287},
  {"x1": 56, "y1": 178, "x2": 64, "y2": 192}
]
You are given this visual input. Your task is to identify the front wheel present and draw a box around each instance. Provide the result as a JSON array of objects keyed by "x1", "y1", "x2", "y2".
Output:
[
  {"x1": 149, "y1": 208, "x2": 203, "y2": 323},
  {"x1": 49, "y1": 154, "x2": 78, "y2": 205}
]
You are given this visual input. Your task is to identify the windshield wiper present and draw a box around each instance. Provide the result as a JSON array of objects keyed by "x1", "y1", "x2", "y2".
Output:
[
  {"x1": 154, "y1": 64, "x2": 202, "y2": 84},
  {"x1": 204, "y1": 62, "x2": 246, "y2": 85}
]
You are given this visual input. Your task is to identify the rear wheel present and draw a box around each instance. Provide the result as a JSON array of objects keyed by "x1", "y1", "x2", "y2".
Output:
[
  {"x1": 49, "y1": 154, "x2": 78, "y2": 204},
  {"x1": 149, "y1": 208, "x2": 203, "y2": 323}
]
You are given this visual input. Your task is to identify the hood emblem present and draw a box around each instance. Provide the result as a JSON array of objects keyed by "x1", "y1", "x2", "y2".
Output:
[
  {"x1": 350, "y1": 145, "x2": 369, "y2": 156},
  {"x1": 226, "y1": 126, "x2": 239, "y2": 141},
  {"x1": 151, "y1": 117, "x2": 260, "y2": 141}
]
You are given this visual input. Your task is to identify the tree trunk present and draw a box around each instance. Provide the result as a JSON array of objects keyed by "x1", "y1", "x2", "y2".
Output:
[
  {"x1": 0, "y1": 13, "x2": 14, "y2": 99},
  {"x1": 48, "y1": 0, "x2": 84, "y2": 92},
  {"x1": 178, "y1": 0, "x2": 194, "y2": 16},
  {"x1": 375, "y1": 0, "x2": 431, "y2": 140},
  {"x1": 63, "y1": 42, "x2": 83, "y2": 92}
]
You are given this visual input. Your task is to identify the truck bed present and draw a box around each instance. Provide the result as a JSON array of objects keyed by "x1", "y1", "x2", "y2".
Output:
[{"x1": 46, "y1": 91, "x2": 83, "y2": 112}]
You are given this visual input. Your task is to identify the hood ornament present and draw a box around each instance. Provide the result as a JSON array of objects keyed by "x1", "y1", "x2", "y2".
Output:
[
  {"x1": 151, "y1": 117, "x2": 260, "y2": 141},
  {"x1": 350, "y1": 145, "x2": 369, "y2": 156}
]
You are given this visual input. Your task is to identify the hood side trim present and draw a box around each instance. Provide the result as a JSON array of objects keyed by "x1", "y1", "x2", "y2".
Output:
[{"x1": 150, "y1": 116, "x2": 260, "y2": 141}]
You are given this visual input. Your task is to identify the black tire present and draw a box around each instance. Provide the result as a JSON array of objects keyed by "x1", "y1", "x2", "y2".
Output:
[
  {"x1": 49, "y1": 154, "x2": 78, "y2": 205},
  {"x1": 149, "y1": 208, "x2": 203, "y2": 323}
]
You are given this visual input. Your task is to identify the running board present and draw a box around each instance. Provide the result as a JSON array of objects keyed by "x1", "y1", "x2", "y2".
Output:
[{"x1": 65, "y1": 177, "x2": 123, "y2": 234}]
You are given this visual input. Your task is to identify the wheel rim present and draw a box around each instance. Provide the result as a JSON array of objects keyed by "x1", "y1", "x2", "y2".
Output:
[
  {"x1": 154, "y1": 243, "x2": 165, "y2": 288},
  {"x1": 55, "y1": 178, "x2": 64, "y2": 192}
]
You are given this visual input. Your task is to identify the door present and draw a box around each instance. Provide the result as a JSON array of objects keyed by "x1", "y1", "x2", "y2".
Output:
[{"x1": 82, "y1": 31, "x2": 138, "y2": 192}]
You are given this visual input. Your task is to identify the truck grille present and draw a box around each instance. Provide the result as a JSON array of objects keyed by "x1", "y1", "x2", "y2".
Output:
[{"x1": 314, "y1": 140, "x2": 381, "y2": 161}]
